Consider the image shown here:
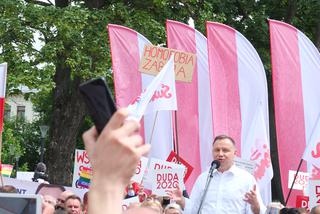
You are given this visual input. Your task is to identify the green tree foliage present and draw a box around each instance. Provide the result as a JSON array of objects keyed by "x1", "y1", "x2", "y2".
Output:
[{"x1": 0, "y1": 0, "x2": 319, "y2": 189}]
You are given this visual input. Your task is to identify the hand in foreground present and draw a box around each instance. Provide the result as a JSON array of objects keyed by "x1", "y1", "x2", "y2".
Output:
[
  {"x1": 82, "y1": 108, "x2": 151, "y2": 188},
  {"x1": 243, "y1": 185, "x2": 260, "y2": 214},
  {"x1": 167, "y1": 186, "x2": 185, "y2": 209}
]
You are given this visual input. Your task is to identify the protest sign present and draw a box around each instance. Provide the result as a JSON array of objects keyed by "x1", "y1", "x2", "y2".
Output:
[
  {"x1": 72, "y1": 149, "x2": 91, "y2": 189},
  {"x1": 131, "y1": 156, "x2": 148, "y2": 184},
  {"x1": 1, "y1": 164, "x2": 13, "y2": 177},
  {"x1": 296, "y1": 195, "x2": 309, "y2": 209},
  {"x1": 139, "y1": 44, "x2": 196, "y2": 82},
  {"x1": 3, "y1": 177, "x2": 87, "y2": 198},
  {"x1": 288, "y1": 170, "x2": 309, "y2": 191},
  {"x1": 308, "y1": 179, "x2": 320, "y2": 208},
  {"x1": 166, "y1": 151, "x2": 193, "y2": 182},
  {"x1": 151, "y1": 168, "x2": 184, "y2": 196},
  {"x1": 16, "y1": 171, "x2": 34, "y2": 181},
  {"x1": 234, "y1": 157, "x2": 256, "y2": 175}
]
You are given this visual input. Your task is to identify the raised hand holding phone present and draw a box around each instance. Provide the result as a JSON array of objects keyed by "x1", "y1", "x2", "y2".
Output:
[{"x1": 79, "y1": 78, "x2": 117, "y2": 134}]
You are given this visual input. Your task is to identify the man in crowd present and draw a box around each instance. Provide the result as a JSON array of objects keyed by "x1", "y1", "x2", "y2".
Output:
[
  {"x1": 56, "y1": 190, "x2": 74, "y2": 209},
  {"x1": 169, "y1": 135, "x2": 266, "y2": 214},
  {"x1": 64, "y1": 195, "x2": 82, "y2": 214}
]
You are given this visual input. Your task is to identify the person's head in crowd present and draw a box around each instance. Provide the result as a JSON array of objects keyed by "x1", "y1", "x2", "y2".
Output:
[
  {"x1": 164, "y1": 203, "x2": 183, "y2": 214},
  {"x1": 280, "y1": 207, "x2": 301, "y2": 214},
  {"x1": 265, "y1": 201, "x2": 285, "y2": 214},
  {"x1": 56, "y1": 190, "x2": 74, "y2": 209},
  {"x1": 64, "y1": 195, "x2": 82, "y2": 214},
  {"x1": 123, "y1": 207, "x2": 160, "y2": 214},
  {"x1": 54, "y1": 209, "x2": 68, "y2": 214},
  {"x1": 82, "y1": 191, "x2": 89, "y2": 214},
  {"x1": 36, "y1": 183, "x2": 65, "y2": 200},
  {"x1": 297, "y1": 207, "x2": 308, "y2": 214},
  {"x1": 212, "y1": 135, "x2": 237, "y2": 172},
  {"x1": 311, "y1": 205, "x2": 320, "y2": 214},
  {"x1": 0, "y1": 185, "x2": 17, "y2": 193},
  {"x1": 141, "y1": 200, "x2": 163, "y2": 213}
]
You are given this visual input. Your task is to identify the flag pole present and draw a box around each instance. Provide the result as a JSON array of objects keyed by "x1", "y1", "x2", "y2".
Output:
[
  {"x1": 148, "y1": 111, "x2": 159, "y2": 145},
  {"x1": 0, "y1": 132, "x2": 4, "y2": 187},
  {"x1": 284, "y1": 158, "x2": 303, "y2": 206},
  {"x1": 174, "y1": 111, "x2": 180, "y2": 164}
]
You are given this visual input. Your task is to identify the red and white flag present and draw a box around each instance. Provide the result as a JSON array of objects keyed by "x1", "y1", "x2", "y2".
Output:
[
  {"x1": 269, "y1": 19, "x2": 320, "y2": 206},
  {"x1": 206, "y1": 22, "x2": 273, "y2": 204},
  {"x1": 166, "y1": 20, "x2": 212, "y2": 191},
  {"x1": 108, "y1": 24, "x2": 174, "y2": 160},
  {"x1": 127, "y1": 56, "x2": 177, "y2": 121},
  {"x1": 0, "y1": 63, "x2": 7, "y2": 133}
]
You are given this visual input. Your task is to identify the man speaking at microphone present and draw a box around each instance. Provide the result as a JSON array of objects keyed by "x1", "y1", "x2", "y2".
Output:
[{"x1": 169, "y1": 135, "x2": 266, "y2": 214}]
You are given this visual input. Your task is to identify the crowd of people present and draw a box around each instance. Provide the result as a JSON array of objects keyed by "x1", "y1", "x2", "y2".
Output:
[{"x1": 1, "y1": 108, "x2": 320, "y2": 214}]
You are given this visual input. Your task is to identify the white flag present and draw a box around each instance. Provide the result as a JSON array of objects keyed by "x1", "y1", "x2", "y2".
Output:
[{"x1": 127, "y1": 56, "x2": 177, "y2": 121}]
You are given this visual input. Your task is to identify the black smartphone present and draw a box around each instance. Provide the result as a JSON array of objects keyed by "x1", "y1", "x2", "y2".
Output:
[{"x1": 79, "y1": 78, "x2": 117, "y2": 134}]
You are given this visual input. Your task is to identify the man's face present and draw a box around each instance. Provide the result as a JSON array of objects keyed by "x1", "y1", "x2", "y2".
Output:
[
  {"x1": 65, "y1": 199, "x2": 82, "y2": 214},
  {"x1": 212, "y1": 138, "x2": 236, "y2": 172}
]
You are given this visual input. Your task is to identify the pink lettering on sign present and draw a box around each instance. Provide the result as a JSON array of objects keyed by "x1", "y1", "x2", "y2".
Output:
[
  {"x1": 154, "y1": 163, "x2": 172, "y2": 170},
  {"x1": 136, "y1": 160, "x2": 142, "y2": 175},
  {"x1": 76, "y1": 151, "x2": 90, "y2": 164},
  {"x1": 311, "y1": 143, "x2": 320, "y2": 158},
  {"x1": 156, "y1": 172, "x2": 179, "y2": 190}
]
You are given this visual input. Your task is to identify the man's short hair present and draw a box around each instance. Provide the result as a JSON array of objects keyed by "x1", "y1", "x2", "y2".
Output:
[
  {"x1": 65, "y1": 195, "x2": 81, "y2": 204},
  {"x1": 213, "y1": 135, "x2": 235, "y2": 146}
]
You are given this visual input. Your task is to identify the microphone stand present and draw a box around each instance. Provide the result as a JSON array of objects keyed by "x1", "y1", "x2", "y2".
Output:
[{"x1": 196, "y1": 167, "x2": 215, "y2": 214}]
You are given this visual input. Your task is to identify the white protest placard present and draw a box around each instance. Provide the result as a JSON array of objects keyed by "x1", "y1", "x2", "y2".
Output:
[
  {"x1": 288, "y1": 170, "x2": 309, "y2": 191},
  {"x1": 143, "y1": 158, "x2": 185, "y2": 189},
  {"x1": 234, "y1": 157, "x2": 256, "y2": 175},
  {"x1": 72, "y1": 149, "x2": 91, "y2": 189},
  {"x1": 122, "y1": 196, "x2": 140, "y2": 211},
  {"x1": 151, "y1": 168, "x2": 184, "y2": 196},
  {"x1": 131, "y1": 156, "x2": 148, "y2": 184},
  {"x1": 16, "y1": 171, "x2": 34, "y2": 181},
  {"x1": 308, "y1": 179, "x2": 320, "y2": 208},
  {"x1": 3, "y1": 177, "x2": 87, "y2": 198},
  {"x1": 139, "y1": 44, "x2": 196, "y2": 83}
]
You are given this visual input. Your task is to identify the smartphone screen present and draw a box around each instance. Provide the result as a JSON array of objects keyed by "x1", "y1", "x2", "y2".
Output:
[{"x1": 79, "y1": 78, "x2": 117, "y2": 134}]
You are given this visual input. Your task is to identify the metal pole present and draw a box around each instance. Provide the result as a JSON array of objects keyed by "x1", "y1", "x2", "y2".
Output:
[{"x1": 40, "y1": 137, "x2": 44, "y2": 163}]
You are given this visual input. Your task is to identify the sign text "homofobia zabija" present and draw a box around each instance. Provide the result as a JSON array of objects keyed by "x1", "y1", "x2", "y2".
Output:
[{"x1": 139, "y1": 45, "x2": 196, "y2": 83}]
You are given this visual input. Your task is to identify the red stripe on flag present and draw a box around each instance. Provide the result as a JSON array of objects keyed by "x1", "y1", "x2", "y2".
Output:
[
  {"x1": 269, "y1": 19, "x2": 307, "y2": 207},
  {"x1": 206, "y1": 22, "x2": 242, "y2": 153},
  {"x1": 108, "y1": 24, "x2": 142, "y2": 107},
  {"x1": 166, "y1": 20, "x2": 201, "y2": 191}
]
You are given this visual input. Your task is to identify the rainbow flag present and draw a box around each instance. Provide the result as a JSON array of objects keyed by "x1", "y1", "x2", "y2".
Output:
[
  {"x1": 1, "y1": 164, "x2": 13, "y2": 177},
  {"x1": 78, "y1": 167, "x2": 92, "y2": 189}
]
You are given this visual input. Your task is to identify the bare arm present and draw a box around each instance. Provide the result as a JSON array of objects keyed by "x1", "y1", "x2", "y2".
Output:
[{"x1": 83, "y1": 109, "x2": 150, "y2": 214}]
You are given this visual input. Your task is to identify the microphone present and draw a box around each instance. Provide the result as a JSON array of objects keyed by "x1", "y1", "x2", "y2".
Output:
[{"x1": 209, "y1": 160, "x2": 220, "y2": 177}]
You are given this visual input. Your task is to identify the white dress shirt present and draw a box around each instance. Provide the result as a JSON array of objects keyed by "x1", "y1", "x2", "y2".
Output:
[{"x1": 184, "y1": 165, "x2": 266, "y2": 214}]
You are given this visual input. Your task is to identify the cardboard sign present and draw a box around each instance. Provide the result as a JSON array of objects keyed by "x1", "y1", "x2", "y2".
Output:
[
  {"x1": 3, "y1": 177, "x2": 87, "y2": 198},
  {"x1": 151, "y1": 168, "x2": 184, "y2": 196},
  {"x1": 166, "y1": 151, "x2": 193, "y2": 182},
  {"x1": 296, "y1": 195, "x2": 309, "y2": 209},
  {"x1": 72, "y1": 149, "x2": 92, "y2": 189},
  {"x1": 122, "y1": 196, "x2": 140, "y2": 211},
  {"x1": 131, "y1": 156, "x2": 148, "y2": 184},
  {"x1": 288, "y1": 170, "x2": 309, "y2": 191},
  {"x1": 139, "y1": 45, "x2": 196, "y2": 83},
  {"x1": 234, "y1": 157, "x2": 256, "y2": 175},
  {"x1": 308, "y1": 179, "x2": 320, "y2": 208}
]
